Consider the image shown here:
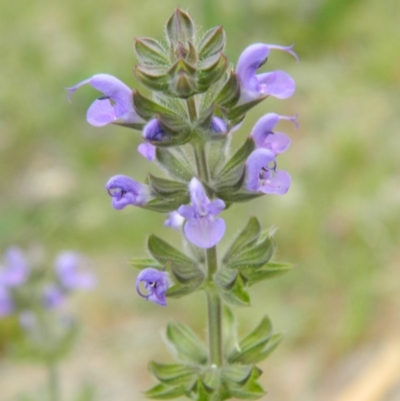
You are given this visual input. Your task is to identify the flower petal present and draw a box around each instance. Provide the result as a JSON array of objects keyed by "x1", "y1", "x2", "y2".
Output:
[
  {"x1": 136, "y1": 268, "x2": 169, "y2": 306},
  {"x1": 260, "y1": 170, "x2": 291, "y2": 195},
  {"x1": 263, "y1": 132, "x2": 291, "y2": 154},
  {"x1": 138, "y1": 143, "x2": 156, "y2": 161},
  {"x1": 184, "y1": 217, "x2": 226, "y2": 249},
  {"x1": 246, "y1": 148, "x2": 276, "y2": 192},
  {"x1": 142, "y1": 119, "x2": 167, "y2": 142},
  {"x1": 87, "y1": 99, "x2": 116, "y2": 126},
  {"x1": 164, "y1": 211, "x2": 185, "y2": 230},
  {"x1": 106, "y1": 175, "x2": 149, "y2": 209},
  {"x1": 257, "y1": 70, "x2": 296, "y2": 99}
]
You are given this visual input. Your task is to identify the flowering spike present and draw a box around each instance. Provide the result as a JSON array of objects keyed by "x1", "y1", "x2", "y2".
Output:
[
  {"x1": 136, "y1": 268, "x2": 169, "y2": 306},
  {"x1": 178, "y1": 178, "x2": 226, "y2": 249},
  {"x1": 66, "y1": 74, "x2": 144, "y2": 127},
  {"x1": 106, "y1": 175, "x2": 150, "y2": 210}
]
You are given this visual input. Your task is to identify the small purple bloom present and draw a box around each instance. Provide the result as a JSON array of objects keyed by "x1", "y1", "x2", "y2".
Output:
[
  {"x1": 106, "y1": 175, "x2": 150, "y2": 210},
  {"x1": 136, "y1": 268, "x2": 169, "y2": 306},
  {"x1": 138, "y1": 142, "x2": 156, "y2": 161},
  {"x1": 55, "y1": 252, "x2": 95, "y2": 291},
  {"x1": 251, "y1": 113, "x2": 298, "y2": 154},
  {"x1": 43, "y1": 284, "x2": 65, "y2": 309},
  {"x1": 164, "y1": 211, "x2": 185, "y2": 230},
  {"x1": 0, "y1": 286, "x2": 13, "y2": 317},
  {"x1": 142, "y1": 119, "x2": 168, "y2": 142},
  {"x1": 246, "y1": 148, "x2": 291, "y2": 195},
  {"x1": 178, "y1": 178, "x2": 226, "y2": 249},
  {"x1": 236, "y1": 43, "x2": 298, "y2": 104},
  {"x1": 210, "y1": 116, "x2": 227, "y2": 135},
  {"x1": 0, "y1": 246, "x2": 29, "y2": 287},
  {"x1": 67, "y1": 74, "x2": 144, "y2": 127}
]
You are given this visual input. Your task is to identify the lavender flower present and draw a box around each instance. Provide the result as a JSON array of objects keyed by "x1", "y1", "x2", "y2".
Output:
[
  {"x1": 106, "y1": 175, "x2": 150, "y2": 210},
  {"x1": 164, "y1": 211, "x2": 185, "y2": 230},
  {"x1": 251, "y1": 113, "x2": 298, "y2": 154},
  {"x1": 236, "y1": 43, "x2": 298, "y2": 104},
  {"x1": 67, "y1": 74, "x2": 144, "y2": 127},
  {"x1": 210, "y1": 116, "x2": 227, "y2": 135},
  {"x1": 138, "y1": 143, "x2": 156, "y2": 161},
  {"x1": 142, "y1": 119, "x2": 168, "y2": 142},
  {"x1": 246, "y1": 148, "x2": 291, "y2": 195},
  {"x1": 178, "y1": 178, "x2": 226, "y2": 249},
  {"x1": 136, "y1": 268, "x2": 169, "y2": 306},
  {"x1": 55, "y1": 252, "x2": 95, "y2": 291},
  {"x1": 0, "y1": 246, "x2": 29, "y2": 287}
]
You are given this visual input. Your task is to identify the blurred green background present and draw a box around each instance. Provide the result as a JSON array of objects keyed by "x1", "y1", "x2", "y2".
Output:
[{"x1": 1, "y1": 0, "x2": 399, "y2": 400}]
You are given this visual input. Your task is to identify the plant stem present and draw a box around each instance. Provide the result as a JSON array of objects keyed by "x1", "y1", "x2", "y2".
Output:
[
  {"x1": 186, "y1": 96, "x2": 197, "y2": 122},
  {"x1": 206, "y1": 247, "x2": 223, "y2": 367},
  {"x1": 48, "y1": 362, "x2": 60, "y2": 401},
  {"x1": 193, "y1": 144, "x2": 210, "y2": 182}
]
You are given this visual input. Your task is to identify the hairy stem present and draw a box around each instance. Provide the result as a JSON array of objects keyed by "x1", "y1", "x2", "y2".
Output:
[
  {"x1": 206, "y1": 246, "x2": 223, "y2": 366},
  {"x1": 193, "y1": 144, "x2": 210, "y2": 182},
  {"x1": 186, "y1": 96, "x2": 197, "y2": 122}
]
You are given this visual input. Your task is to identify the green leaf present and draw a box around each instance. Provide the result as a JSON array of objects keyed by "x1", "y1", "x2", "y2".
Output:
[
  {"x1": 227, "y1": 96, "x2": 267, "y2": 121},
  {"x1": 167, "y1": 283, "x2": 200, "y2": 298},
  {"x1": 130, "y1": 258, "x2": 161, "y2": 270},
  {"x1": 228, "y1": 367, "x2": 265, "y2": 400},
  {"x1": 218, "y1": 272, "x2": 251, "y2": 307},
  {"x1": 242, "y1": 262, "x2": 293, "y2": 286},
  {"x1": 198, "y1": 26, "x2": 226, "y2": 60},
  {"x1": 141, "y1": 197, "x2": 186, "y2": 213},
  {"x1": 227, "y1": 237, "x2": 275, "y2": 270},
  {"x1": 216, "y1": 190, "x2": 263, "y2": 204},
  {"x1": 222, "y1": 306, "x2": 237, "y2": 355},
  {"x1": 156, "y1": 147, "x2": 195, "y2": 181},
  {"x1": 148, "y1": 362, "x2": 197, "y2": 386},
  {"x1": 222, "y1": 365, "x2": 253, "y2": 386},
  {"x1": 223, "y1": 217, "x2": 261, "y2": 264},
  {"x1": 227, "y1": 316, "x2": 282, "y2": 364},
  {"x1": 148, "y1": 235, "x2": 196, "y2": 267},
  {"x1": 166, "y1": 8, "x2": 194, "y2": 44},
  {"x1": 132, "y1": 90, "x2": 178, "y2": 120},
  {"x1": 170, "y1": 261, "x2": 204, "y2": 285},
  {"x1": 145, "y1": 383, "x2": 186, "y2": 399},
  {"x1": 197, "y1": 54, "x2": 228, "y2": 88},
  {"x1": 147, "y1": 174, "x2": 188, "y2": 196},
  {"x1": 134, "y1": 37, "x2": 169, "y2": 65},
  {"x1": 214, "y1": 71, "x2": 240, "y2": 108},
  {"x1": 166, "y1": 321, "x2": 208, "y2": 364},
  {"x1": 217, "y1": 138, "x2": 255, "y2": 180}
]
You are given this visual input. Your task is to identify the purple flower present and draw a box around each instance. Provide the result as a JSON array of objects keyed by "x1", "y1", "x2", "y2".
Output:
[
  {"x1": 136, "y1": 268, "x2": 169, "y2": 306},
  {"x1": 0, "y1": 246, "x2": 29, "y2": 287},
  {"x1": 178, "y1": 178, "x2": 226, "y2": 249},
  {"x1": 138, "y1": 142, "x2": 156, "y2": 161},
  {"x1": 164, "y1": 211, "x2": 185, "y2": 230},
  {"x1": 236, "y1": 43, "x2": 298, "y2": 104},
  {"x1": 0, "y1": 286, "x2": 13, "y2": 317},
  {"x1": 106, "y1": 175, "x2": 150, "y2": 210},
  {"x1": 210, "y1": 116, "x2": 227, "y2": 135},
  {"x1": 246, "y1": 148, "x2": 291, "y2": 195},
  {"x1": 55, "y1": 252, "x2": 95, "y2": 291},
  {"x1": 43, "y1": 284, "x2": 65, "y2": 309},
  {"x1": 251, "y1": 113, "x2": 298, "y2": 154},
  {"x1": 142, "y1": 119, "x2": 168, "y2": 142},
  {"x1": 67, "y1": 74, "x2": 144, "y2": 127}
]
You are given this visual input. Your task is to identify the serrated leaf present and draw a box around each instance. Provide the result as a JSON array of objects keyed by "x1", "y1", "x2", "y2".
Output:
[
  {"x1": 227, "y1": 238, "x2": 274, "y2": 270},
  {"x1": 223, "y1": 217, "x2": 261, "y2": 264},
  {"x1": 148, "y1": 235, "x2": 196, "y2": 266},
  {"x1": 166, "y1": 321, "x2": 208, "y2": 364},
  {"x1": 145, "y1": 383, "x2": 186, "y2": 399},
  {"x1": 131, "y1": 258, "x2": 161, "y2": 270},
  {"x1": 156, "y1": 147, "x2": 195, "y2": 181},
  {"x1": 148, "y1": 362, "x2": 197, "y2": 386},
  {"x1": 242, "y1": 262, "x2": 293, "y2": 286},
  {"x1": 219, "y1": 273, "x2": 251, "y2": 307}
]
